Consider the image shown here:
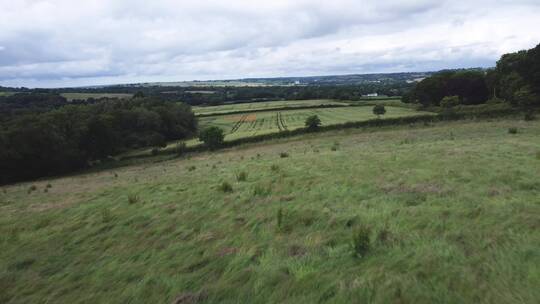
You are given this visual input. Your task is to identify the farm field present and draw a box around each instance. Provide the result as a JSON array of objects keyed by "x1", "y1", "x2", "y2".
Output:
[
  {"x1": 1, "y1": 118, "x2": 539, "y2": 303},
  {"x1": 0, "y1": 92, "x2": 16, "y2": 97},
  {"x1": 61, "y1": 93, "x2": 133, "y2": 101},
  {"x1": 197, "y1": 106, "x2": 431, "y2": 141},
  {"x1": 192, "y1": 99, "x2": 349, "y2": 115}
]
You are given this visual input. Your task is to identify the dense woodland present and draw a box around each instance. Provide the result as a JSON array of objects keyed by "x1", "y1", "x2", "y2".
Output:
[
  {"x1": 0, "y1": 96, "x2": 196, "y2": 184},
  {"x1": 403, "y1": 43, "x2": 540, "y2": 109}
]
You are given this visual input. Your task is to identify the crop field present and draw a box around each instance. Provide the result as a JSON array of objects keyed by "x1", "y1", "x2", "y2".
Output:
[
  {"x1": 193, "y1": 99, "x2": 349, "y2": 115},
  {"x1": 61, "y1": 93, "x2": 133, "y2": 101},
  {"x1": 1, "y1": 118, "x2": 539, "y2": 303},
  {"x1": 197, "y1": 106, "x2": 430, "y2": 141}
]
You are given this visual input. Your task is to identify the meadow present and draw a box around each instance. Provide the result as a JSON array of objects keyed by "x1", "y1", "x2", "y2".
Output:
[
  {"x1": 1, "y1": 118, "x2": 539, "y2": 303},
  {"x1": 192, "y1": 99, "x2": 349, "y2": 116},
  {"x1": 197, "y1": 106, "x2": 430, "y2": 141},
  {"x1": 60, "y1": 93, "x2": 133, "y2": 101}
]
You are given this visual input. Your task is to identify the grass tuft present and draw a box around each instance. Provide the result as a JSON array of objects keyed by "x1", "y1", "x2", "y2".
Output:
[
  {"x1": 352, "y1": 224, "x2": 371, "y2": 258},
  {"x1": 219, "y1": 181, "x2": 233, "y2": 193}
]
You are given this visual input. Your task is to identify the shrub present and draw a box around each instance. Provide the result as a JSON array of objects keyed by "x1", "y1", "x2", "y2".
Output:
[
  {"x1": 352, "y1": 225, "x2": 371, "y2": 257},
  {"x1": 305, "y1": 115, "x2": 321, "y2": 131},
  {"x1": 279, "y1": 152, "x2": 289, "y2": 158},
  {"x1": 46, "y1": 183, "x2": 52, "y2": 188},
  {"x1": 508, "y1": 127, "x2": 518, "y2": 134},
  {"x1": 236, "y1": 171, "x2": 247, "y2": 182},
  {"x1": 440, "y1": 95, "x2": 460, "y2": 109},
  {"x1": 28, "y1": 185, "x2": 37, "y2": 193},
  {"x1": 175, "y1": 141, "x2": 188, "y2": 155},
  {"x1": 373, "y1": 104, "x2": 386, "y2": 118},
  {"x1": 127, "y1": 194, "x2": 140, "y2": 204},
  {"x1": 199, "y1": 126, "x2": 225, "y2": 150},
  {"x1": 219, "y1": 181, "x2": 233, "y2": 193}
]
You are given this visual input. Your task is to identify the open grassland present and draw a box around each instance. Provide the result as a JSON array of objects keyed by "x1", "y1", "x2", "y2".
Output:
[
  {"x1": 193, "y1": 99, "x2": 349, "y2": 115},
  {"x1": 197, "y1": 106, "x2": 431, "y2": 141},
  {"x1": 1, "y1": 118, "x2": 539, "y2": 303},
  {"x1": 0, "y1": 92, "x2": 16, "y2": 97},
  {"x1": 61, "y1": 93, "x2": 133, "y2": 101}
]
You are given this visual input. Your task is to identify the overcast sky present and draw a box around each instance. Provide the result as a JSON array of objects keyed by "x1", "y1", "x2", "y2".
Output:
[{"x1": 1, "y1": 0, "x2": 540, "y2": 88}]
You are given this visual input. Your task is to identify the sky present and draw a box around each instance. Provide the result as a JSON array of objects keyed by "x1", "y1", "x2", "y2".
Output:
[{"x1": 1, "y1": 0, "x2": 540, "y2": 88}]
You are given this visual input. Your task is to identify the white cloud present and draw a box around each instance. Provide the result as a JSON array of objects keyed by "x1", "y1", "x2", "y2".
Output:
[{"x1": 0, "y1": 0, "x2": 539, "y2": 87}]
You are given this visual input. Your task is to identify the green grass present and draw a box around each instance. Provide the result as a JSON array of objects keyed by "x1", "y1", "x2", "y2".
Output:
[
  {"x1": 1, "y1": 118, "x2": 539, "y2": 303},
  {"x1": 60, "y1": 93, "x2": 133, "y2": 101},
  {"x1": 0, "y1": 92, "x2": 16, "y2": 97},
  {"x1": 193, "y1": 99, "x2": 349, "y2": 115}
]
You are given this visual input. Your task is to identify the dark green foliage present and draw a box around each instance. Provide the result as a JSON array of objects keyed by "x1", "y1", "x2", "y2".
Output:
[
  {"x1": 236, "y1": 171, "x2": 247, "y2": 182},
  {"x1": 279, "y1": 152, "x2": 289, "y2": 158},
  {"x1": 219, "y1": 181, "x2": 233, "y2": 193},
  {"x1": 304, "y1": 115, "x2": 321, "y2": 131},
  {"x1": 199, "y1": 126, "x2": 224, "y2": 150},
  {"x1": 508, "y1": 127, "x2": 518, "y2": 134},
  {"x1": 352, "y1": 225, "x2": 371, "y2": 257},
  {"x1": 0, "y1": 96, "x2": 197, "y2": 184},
  {"x1": 373, "y1": 104, "x2": 386, "y2": 118},
  {"x1": 405, "y1": 70, "x2": 489, "y2": 106},
  {"x1": 276, "y1": 207, "x2": 284, "y2": 230},
  {"x1": 188, "y1": 166, "x2": 196, "y2": 172},
  {"x1": 270, "y1": 164, "x2": 279, "y2": 172},
  {"x1": 28, "y1": 185, "x2": 37, "y2": 193}
]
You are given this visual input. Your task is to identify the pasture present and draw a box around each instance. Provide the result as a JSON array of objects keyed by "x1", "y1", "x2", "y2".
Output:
[
  {"x1": 1, "y1": 118, "x2": 539, "y2": 303},
  {"x1": 193, "y1": 99, "x2": 349, "y2": 116},
  {"x1": 197, "y1": 106, "x2": 430, "y2": 141},
  {"x1": 61, "y1": 93, "x2": 133, "y2": 101}
]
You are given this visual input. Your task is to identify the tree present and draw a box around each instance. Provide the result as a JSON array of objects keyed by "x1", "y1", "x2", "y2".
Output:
[
  {"x1": 199, "y1": 126, "x2": 224, "y2": 150},
  {"x1": 304, "y1": 115, "x2": 321, "y2": 131},
  {"x1": 373, "y1": 104, "x2": 386, "y2": 118}
]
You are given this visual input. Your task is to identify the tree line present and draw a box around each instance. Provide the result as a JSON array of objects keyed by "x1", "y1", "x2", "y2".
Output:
[
  {"x1": 402, "y1": 43, "x2": 540, "y2": 109},
  {"x1": 0, "y1": 95, "x2": 196, "y2": 184}
]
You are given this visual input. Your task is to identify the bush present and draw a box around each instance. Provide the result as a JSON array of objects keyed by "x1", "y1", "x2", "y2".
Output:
[
  {"x1": 279, "y1": 152, "x2": 289, "y2": 158},
  {"x1": 508, "y1": 127, "x2": 518, "y2": 134},
  {"x1": 28, "y1": 185, "x2": 37, "y2": 193},
  {"x1": 199, "y1": 126, "x2": 224, "y2": 150},
  {"x1": 127, "y1": 194, "x2": 140, "y2": 204},
  {"x1": 352, "y1": 225, "x2": 371, "y2": 257},
  {"x1": 219, "y1": 181, "x2": 233, "y2": 193},
  {"x1": 373, "y1": 104, "x2": 386, "y2": 118},
  {"x1": 46, "y1": 183, "x2": 52, "y2": 188},
  {"x1": 305, "y1": 115, "x2": 321, "y2": 131},
  {"x1": 236, "y1": 171, "x2": 247, "y2": 182},
  {"x1": 440, "y1": 95, "x2": 460, "y2": 109}
]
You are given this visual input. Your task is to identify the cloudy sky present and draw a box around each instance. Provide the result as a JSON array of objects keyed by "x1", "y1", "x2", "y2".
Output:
[{"x1": 1, "y1": 0, "x2": 540, "y2": 88}]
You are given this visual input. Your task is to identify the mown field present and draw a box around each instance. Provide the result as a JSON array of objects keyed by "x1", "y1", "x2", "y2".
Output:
[
  {"x1": 60, "y1": 93, "x2": 133, "y2": 101},
  {"x1": 197, "y1": 106, "x2": 430, "y2": 141},
  {"x1": 1, "y1": 118, "x2": 539, "y2": 303},
  {"x1": 193, "y1": 99, "x2": 349, "y2": 116}
]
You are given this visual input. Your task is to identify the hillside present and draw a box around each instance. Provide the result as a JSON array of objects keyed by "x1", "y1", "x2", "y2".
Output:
[{"x1": 1, "y1": 118, "x2": 539, "y2": 303}]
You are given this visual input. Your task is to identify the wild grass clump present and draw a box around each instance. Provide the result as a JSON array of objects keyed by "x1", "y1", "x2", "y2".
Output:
[
  {"x1": 219, "y1": 181, "x2": 233, "y2": 193},
  {"x1": 46, "y1": 183, "x2": 52, "y2": 189},
  {"x1": 331, "y1": 143, "x2": 339, "y2": 151},
  {"x1": 127, "y1": 194, "x2": 140, "y2": 205},
  {"x1": 236, "y1": 171, "x2": 247, "y2": 182},
  {"x1": 279, "y1": 152, "x2": 289, "y2": 158},
  {"x1": 508, "y1": 127, "x2": 518, "y2": 134},
  {"x1": 270, "y1": 164, "x2": 279, "y2": 172},
  {"x1": 188, "y1": 165, "x2": 196, "y2": 172},
  {"x1": 276, "y1": 207, "x2": 283, "y2": 230},
  {"x1": 27, "y1": 185, "x2": 37, "y2": 193},
  {"x1": 100, "y1": 208, "x2": 113, "y2": 223},
  {"x1": 252, "y1": 184, "x2": 272, "y2": 196},
  {"x1": 352, "y1": 225, "x2": 371, "y2": 258}
]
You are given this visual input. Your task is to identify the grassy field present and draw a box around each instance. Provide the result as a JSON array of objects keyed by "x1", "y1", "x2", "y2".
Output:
[
  {"x1": 1, "y1": 118, "x2": 539, "y2": 303},
  {"x1": 197, "y1": 106, "x2": 431, "y2": 141},
  {"x1": 0, "y1": 92, "x2": 16, "y2": 97},
  {"x1": 193, "y1": 99, "x2": 349, "y2": 116},
  {"x1": 61, "y1": 93, "x2": 133, "y2": 101}
]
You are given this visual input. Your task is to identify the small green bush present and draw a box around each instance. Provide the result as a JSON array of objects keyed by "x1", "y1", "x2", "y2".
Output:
[
  {"x1": 127, "y1": 194, "x2": 140, "y2": 204},
  {"x1": 279, "y1": 152, "x2": 289, "y2": 158},
  {"x1": 188, "y1": 166, "x2": 196, "y2": 172},
  {"x1": 305, "y1": 115, "x2": 321, "y2": 131},
  {"x1": 270, "y1": 164, "x2": 279, "y2": 172},
  {"x1": 508, "y1": 127, "x2": 518, "y2": 134},
  {"x1": 352, "y1": 225, "x2": 371, "y2": 257},
  {"x1": 219, "y1": 182, "x2": 233, "y2": 193},
  {"x1": 236, "y1": 171, "x2": 247, "y2": 182},
  {"x1": 199, "y1": 126, "x2": 225, "y2": 150}
]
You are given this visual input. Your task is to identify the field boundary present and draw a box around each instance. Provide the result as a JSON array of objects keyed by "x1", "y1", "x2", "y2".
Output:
[{"x1": 196, "y1": 104, "x2": 349, "y2": 117}]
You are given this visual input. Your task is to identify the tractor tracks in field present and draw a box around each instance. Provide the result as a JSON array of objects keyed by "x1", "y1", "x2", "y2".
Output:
[
  {"x1": 230, "y1": 114, "x2": 248, "y2": 134},
  {"x1": 276, "y1": 112, "x2": 288, "y2": 131}
]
